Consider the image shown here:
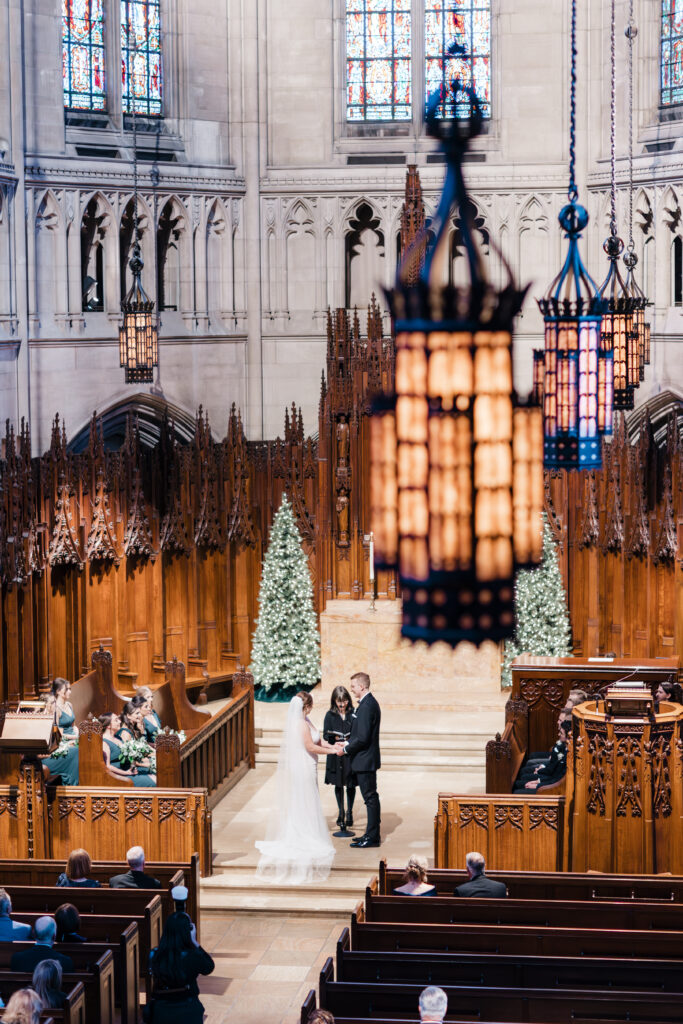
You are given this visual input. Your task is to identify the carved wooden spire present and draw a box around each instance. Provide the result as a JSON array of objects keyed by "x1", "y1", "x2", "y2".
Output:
[{"x1": 399, "y1": 164, "x2": 426, "y2": 286}]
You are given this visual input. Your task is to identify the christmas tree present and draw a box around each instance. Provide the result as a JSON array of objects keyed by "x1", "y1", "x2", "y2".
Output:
[
  {"x1": 501, "y1": 516, "x2": 572, "y2": 687},
  {"x1": 250, "y1": 493, "x2": 321, "y2": 701}
]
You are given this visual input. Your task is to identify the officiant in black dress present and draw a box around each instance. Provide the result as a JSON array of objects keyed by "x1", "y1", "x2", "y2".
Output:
[{"x1": 323, "y1": 686, "x2": 356, "y2": 830}]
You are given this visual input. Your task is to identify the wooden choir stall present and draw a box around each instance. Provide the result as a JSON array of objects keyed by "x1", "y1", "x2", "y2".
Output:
[{"x1": 437, "y1": 656, "x2": 683, "y2": 875}]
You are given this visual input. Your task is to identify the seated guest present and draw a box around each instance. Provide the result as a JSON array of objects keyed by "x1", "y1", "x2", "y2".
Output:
[
  {"x1": 307, "y1": 1013, "x2": 334, "y2": 1024},
  {"x1": 1, "y1": 989, "x2": 44, "y2": 1024},
  {"x1": 99, "y1": 713, "x2": 156, "y2": 786},
  {"x1": 134, "y1": 687, "x2": 163, "y2": 743},
  {"x1": 454, "y1": 852, "x2": 507, "y2": 898},
  {"x1": 392, "y1": 855, "x2": 437, "y2": 896},
  {"x1": 10, "y1": 917, "x2": 74, "y2": 973},
  {"x1": 56, "y1": 848, "x2": 101, "y2": 888},
  {"x1": 0, "y1": 888, "x2": 31, "y2": 940},
  {"x1": 515, "y1": 721, "x2": 569, "y2": 792},
  {"x1": 110, "y1": 846, "x2": 161, "y2": 889},
  {"x1": 54, "y1": 904, "x2": 86, "y2": 944},
  {"x1": 31, "y1": 960, "x2": 67, "y2": 1009},
  {"x1": 42, "y1": 678, "x2": 79, "y2": 786},
  {"x1": 419, "y1": 986, "x2": 448, "y2": 1024},
  {"x1": 148, "y1": 912, "x2": 215, "y2": 1024},
  {"x1": 656, "y1": 681, "x2": 683, "y2": 705}
]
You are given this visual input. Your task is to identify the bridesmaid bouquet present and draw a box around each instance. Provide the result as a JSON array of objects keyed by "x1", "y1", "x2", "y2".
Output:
[
  {"x1": 118, "y1": 738, "x2": 156, "y2": 772},
  {"x1": 51, "y1": 736, "x2": 78, "y2": 758}
]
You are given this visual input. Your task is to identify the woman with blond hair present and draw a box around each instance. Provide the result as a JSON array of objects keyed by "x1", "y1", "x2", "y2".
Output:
[
  {"x1": 392, "y1": 855, "x2": 437, "y2": 896},
  {"x1": 256, "y1": 691, "x2": 338, "y2": 884},
  {"x1": 1, "y1": 989, "x2": 43, "y2": 1024}
]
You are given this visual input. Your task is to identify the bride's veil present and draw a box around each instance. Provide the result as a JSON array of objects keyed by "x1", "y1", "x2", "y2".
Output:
[{"x1": 255, "y1": 695, "x2": 335, "y2": 883}]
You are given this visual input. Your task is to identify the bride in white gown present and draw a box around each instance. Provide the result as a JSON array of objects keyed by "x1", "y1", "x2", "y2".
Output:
[{"x1": 256, "y1": 691, "x2": 339, "y2": 884}]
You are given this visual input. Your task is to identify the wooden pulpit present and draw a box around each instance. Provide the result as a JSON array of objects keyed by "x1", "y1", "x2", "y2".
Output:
[{"x1": 569, "y1": 687, "x2": 683, "y2": 874}]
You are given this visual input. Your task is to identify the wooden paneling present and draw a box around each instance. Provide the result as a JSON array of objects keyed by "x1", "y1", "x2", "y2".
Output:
[{"x1": 434, "y1": 794, "x2": 564, "y2": 871}]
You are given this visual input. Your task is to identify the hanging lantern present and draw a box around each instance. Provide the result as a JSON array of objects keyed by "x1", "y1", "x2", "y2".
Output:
[
  {"x1": 532, "y1": 349, "x2": 545, "y2": 406},
  {"x1": 538, "y1": 203, "x2": 610, "y2": 469},
  {"x1": 623, "y1": 251, "x2": 650, "y2": 380},
  {"x1": 597, "y1": 235, "x2": 636, "y2": 411},
  {"x1": 370, "y1": 69, "x2": 543, "y2": 646},
  {"x1": 119, "y1": 243, "x2": 158, "y2": 384}
]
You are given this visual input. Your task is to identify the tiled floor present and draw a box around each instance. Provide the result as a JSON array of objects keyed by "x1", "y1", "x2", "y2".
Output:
[{"x1": 200, "y1": 913, "x2": 347, "y2": 1024}]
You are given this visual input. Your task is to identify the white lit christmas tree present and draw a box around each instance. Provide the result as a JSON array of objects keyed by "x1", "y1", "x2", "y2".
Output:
[
  {"x1": 501, "y1": 515, "x2": 572, "y2": 687},
  {"x1": 250, "y1": 493, "x2": 321, "y2": 701}
]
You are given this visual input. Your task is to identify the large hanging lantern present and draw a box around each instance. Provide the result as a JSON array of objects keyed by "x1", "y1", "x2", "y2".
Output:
[
  {"x1": 119, "y1": 243, "x2": 158, "y2": 384},
  {"x1": 370, "y1": 69, "x2": 543, "y2": 646},
  {"x1": 536, "y1": 0, "x2": 610, "y2": 470}
]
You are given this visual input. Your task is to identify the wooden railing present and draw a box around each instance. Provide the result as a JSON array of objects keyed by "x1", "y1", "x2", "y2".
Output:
[
  {"x1": 179, "y1": 671, "x2": 254, "y2": 805},
  {"x1": 434, "y1": 793, "x2": 565, "y2": 871}
]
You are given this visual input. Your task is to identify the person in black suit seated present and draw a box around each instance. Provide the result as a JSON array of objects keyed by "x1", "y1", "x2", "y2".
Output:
[
  {"x1": 392, "y1": 855, "x2": 437, "y2": 896},
  {"x1": 148, "y1": 911, "x2": 215, "y2": 1024},
  {"x1": 110, "y1": 845, "x2": 161, "y2": 889},
  {"x1": 55, "y1": 904, "x2": 86, "y2": 944},
  {"x1": 340, "y1": 672, "x2": 381, "y2": 848},
  {"x1": 55, "y1": 848, "x2": 101, "y2": 888},
  {"x1": 323, "y1": 686, "x2": 357, "y2": 830},
  {"x1": 32, "y1": 959, "x2": 67, "y2": 1009},
  {"x1": 10, "y1": 917, "x2": 74, "y2": 972},
  {"x1": 419, "y1": 986, "x2": 448, "y2": 1023},
  {"x1": 514, "y1": 720, "x2": 570, "y2": 792},
  {"x1": 454, "y1": 852, "x2": 507, "y2": 898}
]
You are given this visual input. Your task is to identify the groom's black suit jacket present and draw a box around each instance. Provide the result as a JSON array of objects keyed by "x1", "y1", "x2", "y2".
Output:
[{"x1": 346, "y1": 692, "x2": 381, "y2": 772}]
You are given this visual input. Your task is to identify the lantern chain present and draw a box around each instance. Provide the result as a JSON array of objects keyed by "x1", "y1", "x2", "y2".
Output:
[
  {"x1": 609, "y1": 0, "x2": 617, "y2": 238},
  {"x1": 127, "y1": 0, "x2": 140, "y2": 252},
  {"x1": 626, "y1": 0, "x2": 635, "y2": 253},
  {"x1": 568, "y1": 0, "x2": 578, "y2": 203}
]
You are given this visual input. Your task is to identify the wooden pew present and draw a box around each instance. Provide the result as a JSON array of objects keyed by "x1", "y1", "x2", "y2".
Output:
[
  {"x1": 7, "y1": 887, "x2": 161, "y2": 947},
  {"x1": 349, "y1": 904, "x2": 683, "y2": 959},
  {"x1": 363, "y1": 890, "x2": 683, "y2": 932},
  {"x1": 379, "y1": 861, "x2": 683, "y2": 902},
  {"x1": 317, "y1": 957, "x2": 683, "y2": 1022},
  {"x1": 7, "y1": 926, "x2": 139, "y2": 1024},
  {"x1": 0, "y1": 854, "x2": 200, "y2": 937},
  {"x1": 335, "y1": 925, "x2": 683, "y2": 991},
  {"x1": 0, "y1": 958, "x2": 109, "y2": 1024}
]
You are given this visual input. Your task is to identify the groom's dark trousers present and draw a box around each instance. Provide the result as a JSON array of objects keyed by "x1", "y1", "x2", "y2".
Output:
[{"x1": 346, "y1": 692, "x2": 381, "y2": 842}]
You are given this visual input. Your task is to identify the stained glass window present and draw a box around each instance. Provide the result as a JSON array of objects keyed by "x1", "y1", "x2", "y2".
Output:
[
  {"x1": 346, "y1": 0, "x2": 411, "y2": 122},
  {"x1": 661, "y1": 0, "x2": 683, "y2": 106},
  {"x1": 62, "y1": 0, "x2": 106, "y2": 110},
  {"x1": 121, "y1": 0, "x2": 162, "y2": 115},
  {"x1": 425, "y1": 1, "x2": 491, "y2": 119}
]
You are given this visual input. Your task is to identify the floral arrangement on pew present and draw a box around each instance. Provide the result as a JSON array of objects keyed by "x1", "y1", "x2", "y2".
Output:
[{"x1": 118, "y1": 738, "x2": 156, "y2": 773}]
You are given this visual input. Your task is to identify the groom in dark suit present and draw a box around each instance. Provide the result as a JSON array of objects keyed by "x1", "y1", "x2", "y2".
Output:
[{"x1": 341, "y1": 672, "x2": 381, "y2": 848}]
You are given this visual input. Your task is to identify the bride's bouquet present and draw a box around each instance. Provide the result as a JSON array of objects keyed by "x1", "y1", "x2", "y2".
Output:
[{"x1": 118, "y1": 738, "x2": 156, "y2": 773}]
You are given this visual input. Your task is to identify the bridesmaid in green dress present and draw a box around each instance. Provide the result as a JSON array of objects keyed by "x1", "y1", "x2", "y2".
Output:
[
  {"x1": 43, "y1": 678, "x2": 80, "y2": 786},
  {"x1": 111, "y1": 707, "x2": 157, "y2": 786}
]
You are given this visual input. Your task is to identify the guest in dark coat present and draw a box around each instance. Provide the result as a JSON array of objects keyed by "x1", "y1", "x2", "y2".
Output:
[
  {"x1": 514, "y1": 721, "x2": 569, "y2": 791},
  {"x1": 454, "y1": 852, "x2": 507, "y2": 898},
  {"x1": 148, "y1": 912, "x2": 214, "y2": 1024},
  {"x1": 10, "y1": 917, "x2": 74, "y2": 972},
  {"x1": 32, "y1": 958, "x2": 68, "y2": 1009},
  {"x1": 55, "y1": 848, "x2": 101, "y2": 888},
  {"x1": 323, "y1": 686, "x2": 357, "y2": 829},
  {"x1": 55, "y1": 904, "x2": 87, "y2": 944},
  {"x1": 110, "y1": 846, "x2": 161, "y2": 889}
]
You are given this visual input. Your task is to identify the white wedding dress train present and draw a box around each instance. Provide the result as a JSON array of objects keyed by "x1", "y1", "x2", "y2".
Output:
[{"x1": 255, "y1": 695, "x2": 335, "y2": 884}]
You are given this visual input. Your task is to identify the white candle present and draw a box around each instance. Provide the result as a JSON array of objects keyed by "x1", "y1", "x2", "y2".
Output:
[{"x1": 369, "y1": 532, "x2": 375, "y2": 582}]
